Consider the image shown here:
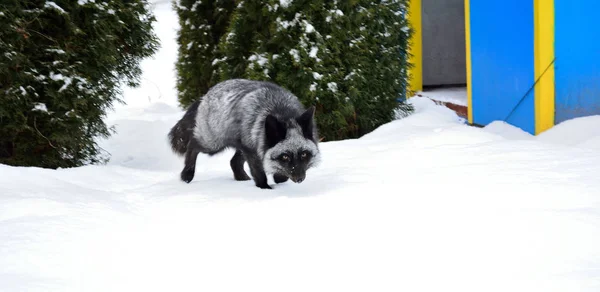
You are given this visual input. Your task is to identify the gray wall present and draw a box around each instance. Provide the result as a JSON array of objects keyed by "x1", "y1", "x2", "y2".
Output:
[{"x1": 422, "y1": 0, "x2": 466, "y2": 87}]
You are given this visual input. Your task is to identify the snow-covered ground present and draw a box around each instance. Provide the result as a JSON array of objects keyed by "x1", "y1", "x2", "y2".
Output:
[
  {"x1": 418, "y1": 87, "x2": 468, "y2": 106},
  {"x1": 2, "y1": 2, "x2": 600, "y2": 292}
]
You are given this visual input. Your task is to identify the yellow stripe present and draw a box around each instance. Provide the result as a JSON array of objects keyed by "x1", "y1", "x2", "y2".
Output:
[
  {"x1": 534, "y1": 0, "x2": 555, "y2": 134},
  {"x1": 464, "y1": 0, "x2": 473, "y2": 124},
  {"x1": 408, "y1": 0, "x2": 422, "y2": 95}
]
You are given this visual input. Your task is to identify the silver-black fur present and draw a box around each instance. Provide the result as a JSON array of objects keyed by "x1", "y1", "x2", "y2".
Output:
[{"x1": 168, "y1": 79, "x2": 320, "y2": 189}]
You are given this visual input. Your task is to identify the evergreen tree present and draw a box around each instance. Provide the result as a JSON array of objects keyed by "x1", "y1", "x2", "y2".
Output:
[
  {"x1": 0, "y1": 0, "x2": 159, "y2": 168},
  {"x1": 176, "y1": 0, "x2": 414, "y2": 141},
  {"x1": 174, "y1": 0, "x2": 235, "y2": 106},
  {"x1": 213, "y1": 0, "x2": 275, "y2": 82}
]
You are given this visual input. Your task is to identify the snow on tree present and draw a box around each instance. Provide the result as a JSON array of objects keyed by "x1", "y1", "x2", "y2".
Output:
[{"x1": 0, "y1": 0, "x2": 159, "y2": 168}]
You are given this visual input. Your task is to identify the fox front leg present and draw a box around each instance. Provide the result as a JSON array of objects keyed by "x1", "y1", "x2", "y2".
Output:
[{"x1": 242, "y1": 150, "x2": 271, "y2": 189}]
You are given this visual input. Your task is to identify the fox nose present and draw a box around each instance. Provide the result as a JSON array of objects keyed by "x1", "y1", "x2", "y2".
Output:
[{"x1": 290, "y1": 173, "x2": 306, "y2": 183}]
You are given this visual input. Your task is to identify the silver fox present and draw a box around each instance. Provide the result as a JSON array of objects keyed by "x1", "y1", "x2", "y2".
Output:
[{"x1": 168, "y1": 79, "x2": 321, "y2": 189}]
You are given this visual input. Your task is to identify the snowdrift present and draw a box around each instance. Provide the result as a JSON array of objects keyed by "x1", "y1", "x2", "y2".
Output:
[{"x1": 2, "y1": 96, "x2": 600, "y2": 292}]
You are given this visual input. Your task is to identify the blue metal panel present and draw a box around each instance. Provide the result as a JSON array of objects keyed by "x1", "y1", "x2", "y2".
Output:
[
  {"x1": 555, "y1": 0, "x2": 600, "y2": 124},
  {"x1": 469, "y1": 0, "x2": 535, "y2": 134}
]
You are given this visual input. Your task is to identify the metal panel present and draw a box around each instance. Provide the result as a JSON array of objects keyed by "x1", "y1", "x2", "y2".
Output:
[
  {"x1": 554, "y1": 0, "x2": 600, "y2": 124},
  {"x1": 470, "y1": 0, "x2": 535, "y2": 134}
]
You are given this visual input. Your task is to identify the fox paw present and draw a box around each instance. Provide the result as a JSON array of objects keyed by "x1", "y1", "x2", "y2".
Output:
[
  {"x1": 234, "y1": 172, "x2": 251, "y2": 181},
  {"x1": 256, "y1": 183, "x2": 272, "y2": 189},
  {"x1": 181, "y1": 169, "x2": 195, "y2": 183}
]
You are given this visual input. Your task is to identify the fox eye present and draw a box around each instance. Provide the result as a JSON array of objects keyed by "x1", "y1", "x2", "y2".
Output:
[
  {"x1": 300, "y1": 151, "x2": 311, "y2": 159},
  {"x1": 281, "y1": 154, "x2": 290, "y2": 161}
]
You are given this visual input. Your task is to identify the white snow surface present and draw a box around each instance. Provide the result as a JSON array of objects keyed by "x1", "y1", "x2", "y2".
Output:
[
  {"x1": 483, "y1": 121, "x2": 534, "y2": 141},
  {"x1": 418, "y1": 87, "x2": 468, "y2": 106},
  {"x1": 248, "y1": 53, "x2": 268, "y2": 67},
  {"x1": 32, "y1": 102, "x2": 48, "y2": 112},
  {"x1": 484, "y1": 116, "x2": 600, "y2": 150},
  {"x1": 289, "y1": 49, "x2": 300, "y2": 63},
  {"x1": 2, "y1": 3, "x2": 600, "y2": 292},
  {"x1": 44, "y1": 1, "x2": 66, "y2": 13},
  {"x1": 303, "y1": 20, "x2": 315, "y2": 33},
  {"x1": 309, "y1": 46, "x2": 319, "y2": 58},
  {"x1": 537, "y1": 115, "x2": 600, "y2": 148},
  {"x1": 279, "y1": 0, "x2": 293, "y2": 8}
]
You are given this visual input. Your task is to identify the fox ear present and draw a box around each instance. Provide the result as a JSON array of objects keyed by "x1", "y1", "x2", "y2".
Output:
[
  {"x1": 296, "y1": 106, "x2": 315, "y2": 140},
  {"x1": 265, "y1": 114, "x2": 287, "y2": 148}
]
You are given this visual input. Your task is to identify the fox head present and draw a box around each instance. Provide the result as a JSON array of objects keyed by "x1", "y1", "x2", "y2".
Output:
[{"x1": 263, "y1": 106, "x2": 320, "y2": 183}]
